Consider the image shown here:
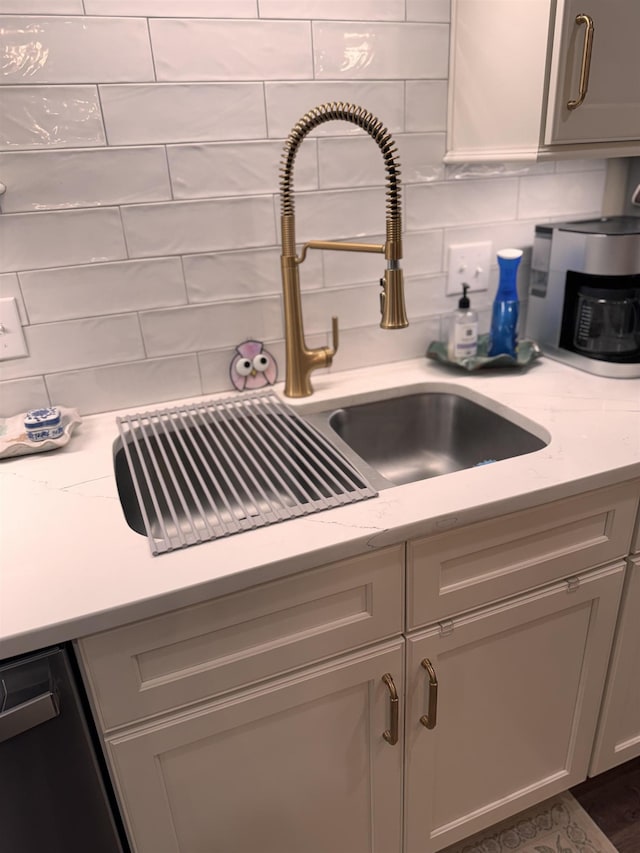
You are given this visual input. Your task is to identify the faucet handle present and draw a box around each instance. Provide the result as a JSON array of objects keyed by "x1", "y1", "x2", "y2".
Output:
[{"x1": 329, "y1": 315, "x2": 339, "y2": 356}]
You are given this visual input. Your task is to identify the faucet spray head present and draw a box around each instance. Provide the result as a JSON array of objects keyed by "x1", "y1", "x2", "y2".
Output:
[{"x1": 380, "y1": 265, "x2": 408, "y2": 329}]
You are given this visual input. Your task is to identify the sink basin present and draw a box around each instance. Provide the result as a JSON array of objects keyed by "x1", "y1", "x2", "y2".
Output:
[{"x1": 304, "y1": 391, "x2": 548, "y2": 489}]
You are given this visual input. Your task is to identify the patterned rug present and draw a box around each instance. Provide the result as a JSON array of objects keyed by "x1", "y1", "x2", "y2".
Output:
[{"x1": 442, "y1": 792, "x2": 619, "y2": 853}]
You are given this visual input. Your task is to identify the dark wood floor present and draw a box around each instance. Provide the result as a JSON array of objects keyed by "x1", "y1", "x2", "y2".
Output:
[{"x1": 571, "y1": 757, "x2": 640, "y2": 853}]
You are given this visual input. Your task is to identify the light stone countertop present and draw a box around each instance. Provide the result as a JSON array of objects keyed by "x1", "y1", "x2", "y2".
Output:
[{"x1": 1, "y1": 356, "x2": 639, "y2": 660}]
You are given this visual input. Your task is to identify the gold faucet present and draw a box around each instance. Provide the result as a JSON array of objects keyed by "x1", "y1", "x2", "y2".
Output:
[{"x1": 279, "y1": 102, "x2": 408, "y2": 398}]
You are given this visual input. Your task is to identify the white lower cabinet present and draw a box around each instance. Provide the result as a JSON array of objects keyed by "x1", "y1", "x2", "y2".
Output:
[
  {"x1": 105, "y1": 641, "x2": 404, "y2": 853},
  {"x1": 590, "y1": 557, "x2": 640, "y2": 775},
  {"x1": 403, "y1": 563, "x2": 625, "y2": 853}
]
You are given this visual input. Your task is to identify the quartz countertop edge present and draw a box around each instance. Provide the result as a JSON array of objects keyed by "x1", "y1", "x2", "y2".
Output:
[{"x1": 1, "y1": 357, "x2": 639, "y2": 659}]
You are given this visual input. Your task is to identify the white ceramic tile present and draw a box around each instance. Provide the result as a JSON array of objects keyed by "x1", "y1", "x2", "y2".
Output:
[
  {"x1": 258, "y1": 0, "x2": 404, "y2": 19},
  {"x1": 0, "y1": 315, "x2": 145, "y2": 381},
  {"x1": 329, "y1": 316, "x2": 439, "y2": 372},
  {"x1": 301, "y1": 282, "x2": 383, "y2": 334},
  {"x1": 317, "y1": 132, "x2": 444, "y2": 190},
  {"x1": 405, "y1": 179, "x2": 519, "y2": 231},
  {"x1": 0, "y1": 148, "x2": 171, "y2": 212},
  {"x1": 0, "y1": 272, "x2": 28, "y2": 323},
  {"x1": 265, "y1": 81, "x2": 404, "y2": 138},
  {"x1": 46, "y1": 355, "x2": 202, "y2": 415},
  {"x1": 167, "y1": 140, "x2": 317, "y2": 201},
  {"x1": 99, "y1": 83, "x2": 266, "y2": 146},
  {"x1": 183, "y1": 247, "x2": 323, "y2": 302},
  {"x1": 85, "y1": 1, "x2": 256, "y2": 15},
  {"x1": 121, "y1": 196, "x2": 276, "y2": 258},
  {"x1": 554, "y1": 159, "x2": 608, "y2": 174},
  {"x1": 445, "y1": 161, "x2": 555, "y2": 180},
  {"x1": 0, "y1": 17, "x2": 154, "y2": 84},
  {"x1": 19, "y1": 258, "x2": 186, "y2": 323},
  {"x1": 517, "y1": 171, "x2": 607, "y2": 220},
  {"x1": 292, "y1": 187, "x2": 390, "y2": 244},
  {"x1": 0, "y1": 208, "x2": 127, "y2": 273},
  {"x1": 0, "y1": 85, "x2": 105, "y2": 150},
  {"x1": 321, "y1": 229, "x2": 443, "y2": 286},
  {"x1": 405, "y1": 81, "x2": 448, "y2": 132},
  {"x1": 2, "y1": 1, "x2": 83, "y2": 13},
  {"x1": 139, "y1": 297, "x2": 282, "y2": 357},
  {"x1": 406, "y1": 0, "x2": 450, "y2": 22},
  {"x1": 150, "y1": 19, "x2": 312, "y2": 81},
  {"x1": 443, "y1": 221, "x2": 538, "y2": 265},
  {"x1": 0, "y1": 376, "x2": 50, "y2": 417},
  {"x1": 313, "y1": 22, "x2": 448, "y2": 80}
]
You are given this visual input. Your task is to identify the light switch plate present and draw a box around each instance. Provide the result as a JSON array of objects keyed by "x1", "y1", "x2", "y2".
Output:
[
  {"x1": 0, "y1": 297, "x2": 28, "y2": 360},
  {"x1": 447, "y1": 242, "x2": 492, "y2": 296}
]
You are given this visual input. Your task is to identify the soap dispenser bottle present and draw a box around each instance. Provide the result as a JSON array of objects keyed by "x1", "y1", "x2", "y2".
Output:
[
  {"x1": 489, "y1": 248, "x2": 523, "y2": 357},
  {"x1": 448, "y1": 284, "x2": 478, "y2": 360}
]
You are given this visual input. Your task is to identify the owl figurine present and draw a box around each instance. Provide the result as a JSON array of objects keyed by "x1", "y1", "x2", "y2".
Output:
[{"x1": 230, "y1": 340, "x2": 278, "y2": 392}]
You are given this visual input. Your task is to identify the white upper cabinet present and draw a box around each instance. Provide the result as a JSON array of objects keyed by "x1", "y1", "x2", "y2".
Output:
[{"x1": 446, "y1": 0, "x2": 640, "y2": 162}]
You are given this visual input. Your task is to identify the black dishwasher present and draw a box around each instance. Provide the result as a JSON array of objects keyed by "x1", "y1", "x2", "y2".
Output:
[{"x1": 0, "y1": 645, "x2": 128, "y2": 853}]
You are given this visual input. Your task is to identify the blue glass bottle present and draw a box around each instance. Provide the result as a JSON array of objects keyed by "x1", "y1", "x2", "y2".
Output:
[{"x1": 489, "y1": 248, "x2": 523, "y2": 357}]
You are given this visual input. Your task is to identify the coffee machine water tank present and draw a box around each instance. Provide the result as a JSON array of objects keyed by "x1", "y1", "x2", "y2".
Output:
[{"x1": 525, "y1": 216, "x2": 640, "y2": 379}]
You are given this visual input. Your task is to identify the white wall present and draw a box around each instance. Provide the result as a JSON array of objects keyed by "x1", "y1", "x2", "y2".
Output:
[{"x1": 0, "y1": 1, "x2": 607, "y2": 416}]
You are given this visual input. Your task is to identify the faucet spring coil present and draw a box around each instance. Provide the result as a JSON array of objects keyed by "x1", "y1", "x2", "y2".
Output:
[{"x1": 279, "y1": 102, "x2": 402, "y2": 221}]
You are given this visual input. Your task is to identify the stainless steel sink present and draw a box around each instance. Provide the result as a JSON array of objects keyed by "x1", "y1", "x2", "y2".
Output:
[{"x1": 304, "y1": 391, "x2": 548, "y2": 489}]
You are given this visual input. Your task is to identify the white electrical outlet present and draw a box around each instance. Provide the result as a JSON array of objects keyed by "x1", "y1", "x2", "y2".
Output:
[
  {"x1": 0, "y1": 297, "x2": 28, "y2": 360},
  {"x1": 446, "y1": 242, "x2": 492, "y2": 296}
]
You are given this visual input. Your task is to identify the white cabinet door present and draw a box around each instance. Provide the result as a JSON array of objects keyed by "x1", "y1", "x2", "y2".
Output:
[
  {"x1": 590, "y1": 558, "x2": 640, "y2": 775},
  {"x1": 404, "y1": 563, "x2": 624, "y2": 853},
  {"x1": 545, "y1": 0, "x2": 640, "y2": 145},
  {"x1": 106, "y1": 641, "x2": 404, "y2": 853}
]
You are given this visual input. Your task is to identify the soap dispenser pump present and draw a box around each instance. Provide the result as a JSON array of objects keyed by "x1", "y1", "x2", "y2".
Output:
[{"x1": 448, "y1": 284, "x2": 478, "y2": 360}]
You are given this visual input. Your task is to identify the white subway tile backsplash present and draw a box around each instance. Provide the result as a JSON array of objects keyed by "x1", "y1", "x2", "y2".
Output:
[
  {"x1": 19, "y1": 258, "x2": 186, "y2": 323},
  {"x1": 0, "y1": 208, "x2": 127, "y2": 272},
  {"x1": 292, "y1": 187, "x2": 390, "y2": 243},
  {"x1": 517, "y1": 171, "x2": 606, "y2": 220},
  {"x1": 121, "y1": 196, "x2": 276, "y2": 258},
  {"x1": 99, "y1": 83, "x2": 266, "y2": 146},
  {"x1": 0, "y1": 17, "x2": 154, "y2": 84},
  {"x1": 0, "y1": 376, "x2": 50, "y2": 417},
  {"x1": 0, "y1": 86, "x2": 105, "y2": 150},
  {"x1": 2, "y1": 2, "x2": 83, "y2": 13},
  {"x1": 313, "y1": 22, "x2": 449, "y2": 80},
  {"x1": 167, "y1": 139, "x2": 317, "y2": 200},
  {"x1": 330, "y1": 316, "x2": 439, "y2": 372},
  {"x1": 46, "y1": 355, "x2": 202, "y2": 415},
  {"x1": 258, "y1": 1, "x2": 404, "y2": 19},
  {"x1": 0, "y1": 147, "x2": 171, "y2": 212},
  {"x1": 150, "y1": 19, "x2": 312, "y2": 82},
  {"x1": 406, "y1": 0, "x2": 450, "y2": 22},
  {"x1": 0, "y1": 315, "x2": 145, "y2": 381},
  {"x1": 183, "y1": 246, "x2": 323, "y2": 303},
  {"x1": 406, "y1": 179, "x2": 519, "y2": 231},
  {"x1": 317, "y1": 133, "x2": 444, "y2": 189},
  {"x1": 405, "y1": 81, "x2": 448, "y2": 132},
  {"x1": 85, "y1": 1, "x2": 256, "y2": 16},
  {"x1": 139, "y1": 297, "x2": 282, "y2": 357},
  {"x1": 0, "y1": 272, "x2": 28, "y2": 323},
  {"x1": 265, "y1": 82, "x2": 404, "y2": 137}
]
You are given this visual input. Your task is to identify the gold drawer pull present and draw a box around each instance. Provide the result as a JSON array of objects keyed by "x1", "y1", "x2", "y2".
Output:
[
  {"x1": 567, "y1": 14, "x2": 594, "y2": 111},
  {"x1": 382, "y1": 673, "x2": 399, "y2": 745},
  {"x1": 420, "y1": 658, "x2": 438, "y2": 730}
]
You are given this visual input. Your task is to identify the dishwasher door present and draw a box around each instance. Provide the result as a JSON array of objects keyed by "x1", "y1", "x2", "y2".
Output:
[{"x1": 0, "y1": 646, "x2": 126, "y2": 853}]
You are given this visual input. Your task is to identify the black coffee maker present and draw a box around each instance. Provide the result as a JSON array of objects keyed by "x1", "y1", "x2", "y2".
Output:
[{"x1": 526, "y1": 217, "x2": 640, "y2": 378}]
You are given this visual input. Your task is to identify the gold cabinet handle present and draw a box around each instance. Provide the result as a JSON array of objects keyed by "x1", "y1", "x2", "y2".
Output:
[
  {"x1": 567, "y1": 14, "x2": 594, "y2": 111},
  {"x1": 419, "y1": 658, "x2": 438, "y2": 730},
  {"x1": 382, "y1": 673, "x2": 399, "y2": 745}
]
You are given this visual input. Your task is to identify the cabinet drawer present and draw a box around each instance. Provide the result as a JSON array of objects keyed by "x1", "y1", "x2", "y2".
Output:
[
  {"x1": 79, "y1": 545, "x2": 404, "y2": 730},
  {"x1": 407, "y1": 481, "x2": 638, "y2": 630}
]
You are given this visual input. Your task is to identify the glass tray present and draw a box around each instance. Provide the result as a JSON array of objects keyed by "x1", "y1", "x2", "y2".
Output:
[{"x1": 427, "y1": 335, "x2": 542, "y2": 372}]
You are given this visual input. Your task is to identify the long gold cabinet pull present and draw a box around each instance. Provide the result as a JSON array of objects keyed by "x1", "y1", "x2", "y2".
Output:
[
  {"x1": 567, "y1": 14, "x2": 594, "y2": 111},
  {"x1": 382, "y1": 673, "x2": 399, "y2": 745},
  {"x1": 419, "y1": 658, "x2": 438, "y2": 730}
]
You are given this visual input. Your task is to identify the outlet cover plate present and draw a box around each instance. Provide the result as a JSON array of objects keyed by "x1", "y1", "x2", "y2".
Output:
[
  {"x1": 0, "y1": 297, "x2": 28, "y2": 360},
  {"x1": 447, "y1": 242, "x2": 492, "y2": 296}
]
